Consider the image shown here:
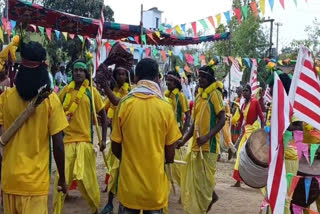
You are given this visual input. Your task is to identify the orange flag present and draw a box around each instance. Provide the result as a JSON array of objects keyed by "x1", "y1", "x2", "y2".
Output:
[
  {"x1": 289, "y1": 176, "x2": 301, "y2": 197},
  {"x1": 207, "y1": 16, "x2": 216, "y2": 29},
  {"x1": 250, "y1": 2, "x2": 258, "y2": 19},
  {"x1": 161, "y1": 50, "x2": 167, "y2": 62}
]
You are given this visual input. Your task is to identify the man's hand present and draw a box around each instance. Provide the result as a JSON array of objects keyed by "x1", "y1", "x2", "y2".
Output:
[
  {"x1": 58, "y1": 178, "x2": 68, "y2": 194},
  {"x1": 197, "y1": 135, "x2": 209, "y2": 147},
  {"x1": 175, "y1": 139, "x2": 185, "y2": 149},
  {"x1": 100, "y1": 139, "x2": 106, "y2": 152}
]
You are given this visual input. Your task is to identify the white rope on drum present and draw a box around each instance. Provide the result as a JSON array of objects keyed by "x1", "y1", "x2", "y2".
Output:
[{"x1": 238, "y1": 141, "x2": 269, "y2": 189}]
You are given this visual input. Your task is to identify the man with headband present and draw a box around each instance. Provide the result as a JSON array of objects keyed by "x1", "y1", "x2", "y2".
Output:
[
  {"x1": 0, "y1": 41, "x2": 68, "y2": 213},
  {"x1": 53, "y1": 59, "x2": 107, "y2": 214},
  {"x1": 177, "y1": 65, "x2": 226, "y2": 214}
]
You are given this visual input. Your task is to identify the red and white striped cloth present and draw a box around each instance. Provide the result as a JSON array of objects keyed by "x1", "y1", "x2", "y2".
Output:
[
  {"x1": 249, "y1": 59, "x2": 259, "y2": 95},
  {"x1": 289, "y1": 46, "x2": 320, "y2": 130},
  {"x1": 267, "y1": 72, "x2": 293, "y2": 214},
  {"x1": 95, "y1": 7, "x2": 105, "y2": 73},
  {"x1": 263, "y1": 85, "x2": 272, "y2": 104}
]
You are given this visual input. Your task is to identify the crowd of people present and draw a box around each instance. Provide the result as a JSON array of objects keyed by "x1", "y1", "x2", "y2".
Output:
[{"x1": 0, "y1": 39, "x2": 319, "y2": 214}]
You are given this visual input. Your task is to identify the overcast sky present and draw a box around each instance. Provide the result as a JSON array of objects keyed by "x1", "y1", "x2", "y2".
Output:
[{"x1": 104, "y1": 0, "x2": 319, "y2": 49}]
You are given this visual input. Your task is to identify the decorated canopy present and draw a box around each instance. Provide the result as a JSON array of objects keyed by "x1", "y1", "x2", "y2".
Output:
[{"x1": 8, "y1": 0, "x2": 230, "y2": 46}]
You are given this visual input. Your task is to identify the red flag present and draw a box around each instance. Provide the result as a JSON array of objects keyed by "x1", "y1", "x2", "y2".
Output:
[
  {"x1": 289, "y1": 176, "x2": 301, "y2": 197},
  {"x1": 250, "y1": 2, "x2": 259, "y2": 19},
  {"x1": 166, "y1": 28, "x2": 172, "y2": 34},
  {"x1": 147, "y1": 33, "x2": 157, "y2": 44},
  {"x1": 46, "y1": 28, "x2": 52, "y2": 41},
  {"x1": 191, "y1": 22, "x2": 197, "y2": 37},
  {"x1": 95, "y1": 7, "x2": 105, "y2": 70},
  {"x1": 69, "y1": 34, "x2": 75, "y2": 39},
  {"x1": 280, "y1": 0, "x2": 285, "y2": 9},
  {"x1": 184, "y1": 64, "x2": 191, "y2": 73},
  {"x1": 134, "y1": 36, "x2": 140, "y2": 44},
  {"x1": 160, "y1": 50, "x2": 167, "y2": 62},
  {"x1": 234, "y1": 8, "x2": 241, "y2": 24},
  {"x1": 145, "y1": 48, "x2": 151, "y2": 57},
  {"x1": 207, "y1": 16, "x2": 216, "y2": 29}
]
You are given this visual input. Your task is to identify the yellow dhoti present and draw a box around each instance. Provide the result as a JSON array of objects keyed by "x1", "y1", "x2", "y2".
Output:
[
  {"x1": 181, "y1": 151, "x2": 218, "y2": 214},
  {"x1": 53, "y1": 142, "x2": 100, "y2": 214},
  {"x1": 3, "y1": 193, "x2": 48, "y2": 214},
  {"x1": 106, "y1": 144, "x2": 120, "y2": 194}
]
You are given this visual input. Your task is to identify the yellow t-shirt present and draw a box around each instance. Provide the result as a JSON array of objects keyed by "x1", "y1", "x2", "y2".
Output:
[
  {"x1": 59, "y1": 86, "x2": 105, "y2": 143},
  {"x1": 111, "y1": 93, "x2": 182, "y2": 210},
  {"x1": 166, "y1": 90, "x2": 189, "y2": 128},
  {"x1": 192, "y1": 89, "x2": 224, "y2": 153},
  {"x1": 105, "y1": 85, "x2": 130, "y2": 119},
  {"x1": 0, "y1": 88, "x2": 68, "y2": 195}
]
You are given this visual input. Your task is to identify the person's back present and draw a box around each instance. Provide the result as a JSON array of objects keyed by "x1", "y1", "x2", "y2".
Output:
[{"x1": 111, "y1": 58, "x2": 181, "y2": 213}]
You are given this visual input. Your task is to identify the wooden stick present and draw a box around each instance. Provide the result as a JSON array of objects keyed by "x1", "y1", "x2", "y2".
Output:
[
  {"x1": 195, "y1": 126, "x2": 206, "y2": 175},
  {"x1": 167, "y1": 164, "x2": 176, "y2": 195},
  {"x1": 174, "y1": 160, "x2": 187, "y2": 165}
]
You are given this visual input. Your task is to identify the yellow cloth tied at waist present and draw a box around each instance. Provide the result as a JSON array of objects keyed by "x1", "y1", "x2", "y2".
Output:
[{"x1": 106, "y1": 144, "x2": 120, "y2": 194}]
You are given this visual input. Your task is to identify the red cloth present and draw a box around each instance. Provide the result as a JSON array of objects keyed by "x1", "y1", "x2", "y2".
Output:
[
  {"x1": 189, "y1": 100, "x2": 194, "y2": 115},
  {"x1": 239, "y1": 97, "x2": 264, "y2": 126},
  {"x1": 233, "y1": 169, "x2": 242, "y2": 182},
  {"x1": 69, "y1": 180, "x2": 77, "y2": 190}
]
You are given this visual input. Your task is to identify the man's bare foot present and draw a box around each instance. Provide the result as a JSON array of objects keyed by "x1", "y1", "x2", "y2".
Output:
[{"x1": 231, "y1": 181, "x2": 241, "y2": 187}]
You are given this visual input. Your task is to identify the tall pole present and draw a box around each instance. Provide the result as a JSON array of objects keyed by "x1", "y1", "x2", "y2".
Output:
[
  {"x1": 275, "y1": 22, "x2": 282, "y2": 56},
  {"x1": 269, "y1": 19, "x2": 274, "y2": 58},
  {"x1": 140, "y1": 4, "x2": 143, "y2": 48}
]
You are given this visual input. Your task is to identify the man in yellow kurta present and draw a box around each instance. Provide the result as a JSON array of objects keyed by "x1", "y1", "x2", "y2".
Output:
[
  {"x1": 111, "y1": 58, "x2": 181, "y2": 213},
  {"x1": 165, "y1": 71, "x2": 190, "y2": 186},
  {"x1": 177, "y1": 65, "x2": 226, "y2": 214},
  {"x1": 53, "y1": 59, "x2": 107, "y2": 214},
  {"x1": 0, "y1": 41, "x2": 68, "y2": 214}
]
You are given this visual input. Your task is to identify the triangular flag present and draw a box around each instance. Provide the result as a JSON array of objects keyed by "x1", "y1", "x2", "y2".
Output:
[
  {"x1": 10, "y1": 20, "x2": 16, "y2": 30},
  {"x1": 166, "y1": 28, "x2": 172, "y2": 34},
  {"x1": 310, "y1": 144, "x2": 320, "y2": 166},
  {"x1": 77, "y1": 35, "x2": 84, "y2": 43},
  {"x1": 242, "y1": 5, "x2": 249, "y2": 20},
  {"x1": 278, "y1": 60, "x2": 284, "y2": 65},
  {"x1": 207, "y1": 16, "x2": 216, "y2": 29},
  {"x1": 147, "y1": 33, "x2": 157, "y2": 44},
  {"x1": 138, "y1": 47, "x2": 143, "y2": 57},
  {"x1": 308, "y1": 209, "x2": 319, "y2": 214},
  {"x1": 128, "y1": 36, "x2": 135, "y2": 42},
  {"x1": 236, "y1": 57, "x2": 243, "y2": 67},
  {"x1": 304, "y1": 177, "x2": 312, "y2": 204},
  {"x1": 141, "y1": 35, "x2": 146, "y2": 45},
  {"x1": 296, "y1": 142, "x2": 309, "y2": 160},
  {"x1": 168, "y1": 50, "x2": 172, "y2": 57},
  {"x1": 293, "y1": 0, "x2": 297, "y2": 7},
  {"x1": 181, "y1": 24, "x2": 186, "y2": 32},
  {"x1": 215, "y1": 14, "x2": 221, "y2": 26},
  {"x1": 145, "y1": 48, "x2": 151, "y2": 57},
  {"x1": 45, "y1": 28, "x2": 52, "y2": 41},
  {"x1": 179, "y1": 52, "x2": 184, "y2": 62},
  {"x1": 152, "y1": 48, "x2": 158, "y2": 58},
  {"x1": 38, "y1": 26, "x2": 44, "y2": 35},
  {"x1": 269, "y1": 0, "x2": 274, "y2": 11},
  {"x1": 286, "y1": 173, "x2": 294, "y2": 192},
  {"x1": 69, "y1": 33, "x2": 75, "y2": 39},
  {"x1": 29, "y1": 24, "x2": 37, "y2": 32},
  {"x1": 289, "y1": 176, "x2": 301, "y2": 197},
  {"x1": 283, "y1": 130, "x2": 293, "y2": 148},
  {"x1": 224, "y1": 11, "x2": 231, "y2": 24},
  {"x1": 250, "y1": 2, "x2": 258, "y2": 19},
  {"x1": 155, "y1": 31, "x2": 161, "y2": 38},
  {"x1": 62, "y1": 32, "x2": 68, "y2": 40},
  {"x1": 161, "y1": 50, "x2": 167, "y2": 62},
  {"x1": 55, "y1": 30, "x2": 60, "y2": 40},
  {"x1": 0, "y1": 27, "x2": 3, "y2": 43},
  {"x1": 194, "y1": 54, "x2": 199, "y2": 66},
  {"x1": 280, "y1": 0, "x2": 285, "y2": 9},
  {"x1": 174, "y1": 25, "x2": 183, "y2": 34},
  {"x1": 292, "y1": 204, "x2": 304, "y2": 214},
  {"x1": 184, "y1": 64, "x2": 191, "y2": 73},
  {"x1": 191, "y1": 22, "x2": 197, "y2": 36},
  {"x1": 186, "y1": 54, "x2": 194, "y2": 65},
  {"x1": 244, "y1": 58, "x2": 251, "y2": 67},
  {"x1": 130, "y1": 47, "x2": 134, "y2": 54},
  {"x1": 258, "y1": 58, "x2": 262, "y2": 64},
  {"x1": 234, "y1": 8, "x2": 242, "y2": 24},
  {"x1": 159, "y1": 24, "x2": 164, "y2": 32},
  {"x1": 260, "y1": 0, "x2": 266, "y2": 15},
  {"x1": 199, "y1": 19, "x2": 208, "y2": 29},
  {"x1": 134, "y1": 36, "x2": 140, "y2": 44}
]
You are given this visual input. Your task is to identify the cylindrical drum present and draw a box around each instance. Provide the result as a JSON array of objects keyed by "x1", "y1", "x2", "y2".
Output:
[{"x1": 238, "y1": 129, "x2": 269, "y2": 188}]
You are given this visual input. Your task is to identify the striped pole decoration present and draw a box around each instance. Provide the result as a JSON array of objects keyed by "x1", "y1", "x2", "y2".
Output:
[
  {"x1": 250, "y1": 59, "x2": 259, "y2": 95},
  {"x1": 95, "y1": 7, "x2": 105, "y2": 73}
]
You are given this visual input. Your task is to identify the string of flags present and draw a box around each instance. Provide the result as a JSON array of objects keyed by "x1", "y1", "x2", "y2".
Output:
[{"x1": 159, "y1": 0, "x2": 308, "y2": 37}]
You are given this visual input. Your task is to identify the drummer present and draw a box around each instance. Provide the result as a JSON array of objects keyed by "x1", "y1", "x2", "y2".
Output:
[
  {"x1": 232, "y1": 84, "x2": 265, "y2": 188},
  {"x1": 266, "y1": 71, "x2": 303, "y2": 214}
]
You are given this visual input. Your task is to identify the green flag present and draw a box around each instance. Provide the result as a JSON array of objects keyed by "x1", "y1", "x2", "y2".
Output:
[
  {"x1": 242, "y1": 5, "x2": 249, "y2": 20},
  {"x1": 77, "y1": 35, "x2": 84, "y2": 43},
  {"x1": 293, "y1": 0, "x2": 297, "y2": 7},
  {"x1": 199, "y1": 19, "x2": 209, "y2": 29},
  {"x1": 141, "y1": 35, "x2": 147, "y2": 45},
  {"x1": 159, "y1": 24, "x2": 164, "y2": 32},
  {"x1": 283, "y1": 130, "x2": 292, "y2": 148},
  {"x1": 152, "y1": 48, "x2": 158, "y2": 57},
  {"x1": 310, "y1": 144, "x2": 320, "y2": 166},
  {"x1": 38, "y1": 26, "x2": 44, "y2": 35}
]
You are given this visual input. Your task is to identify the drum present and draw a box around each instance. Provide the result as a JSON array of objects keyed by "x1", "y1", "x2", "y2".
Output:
[
  {"x1": 238, "y1": 129, "x2": 269, "y2": 188},
  {"x1": 291, "y1": 157, "x2": 320, "y2": 208}
]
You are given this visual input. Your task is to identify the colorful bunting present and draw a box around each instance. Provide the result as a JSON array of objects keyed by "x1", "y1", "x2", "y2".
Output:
[
  {"x1": 236, "y1": 57, "x2": 243, "y2": 67},
  {"x1": 293, "y1": 0, "x2": 297, "y2": 7},
  {"x1": 45, "y1": 28, "x2": 52, "y2": 41},
  {"x1": 174, "y1": 25, "x2": 183, "y2": 34},
  {"x1": 304, "y1": 177, "x2": 312, "y2": 204},
  {"x1": 223, "y1": 57, "x2": 230, "y2": 66},
  {"x1": 186, "y1": 54, "x2": 194, "y2": 65},
  {"x1": 134, "y1": 36, "x2": 140, "y2": 44},
  {"x1": 181, "y1": 24, "x2": 186, "y2": 32},
  {"x1": 292, "y1": 204, "x2": 304, "y2": 214},
  {"x1": 199, "y1": 19, "x2": 209, "y2": 30},
  {"x1": 310, "y1": 144, "x2": 320, "y2": 166},
  {"x1": 286, "y1": 173, "x2": 294, "y2": 191},
  {"x1": 289, "y1": 176, "x2": 301, "y2": 197},
  {"x1": 224, "y1": 11, "x2": 231, "y2": 24},
  {"x1": 77, "y1": 35, "x2": 84, "y2": 43},
  {"x1": 159, "y1": 24, "x2": 164, "y2": 32},
  {"x1": 216, "y1": 14, "x2": 222, "y2": 26},
  {"x1": 147, "y1": 33, "x2": 157, "y2": 44},
  {"x1": 130, "y1": 47, "x2": 134, "y2": 54},
  {"x1": 141, "y1": 35, "x2": 146, "y2": 45},
  {"x1": 269, "y1": 0, "x2": 274, "y2": 11},
  {"x1": 155, "y1": 31, "x2": 161, "y2": 38},
  {"x1": 152, "y1": 48, "x2": 158, "y2": 57},
  {"x1": 54, "y1": 30, "x2": 60, "y2": 40},
  {"x1": 191, "y1": 22, "x2": 197, "y2": 36},
  {"x1": 244, "y1": 58, "x2": 251, "y2": 67},
  {"x1": 29, "y1": 24, "x2": 37, "y2": 32},
  {"x1": 69, "y1": 33, "x2": 75, "y2": 39},
  {"x1": 280, "y1": 0, "x2": 285, "y2": 9},
  {"x1": 145, "y1": 48, "x2": 151, "y2": 57},
  {"x1": 62, "y1": 32, "x2": 68, "y2": 40},
  {"x1": 250, "y1": 1, "x2": 258, "y2": 19},
  {"x1": 234, "y1": 8, "x2": 242, "y2": 24},
  {"x1": 168, "y1": 50, "x2": 172, "y2": 57},
  {"x1": 138, "y1": 47, "x2": 143, "y2": 56},
  {"x1": 38, "y1": 26, "x2": 44, "y2": 35},
  {"x1": 260, "y1": 0, "x2": 266, "y2": 15},
  {"x1": 10, "y1": 20, "x2": 16, "y2": 30},
  {"x1": 283, "y1": 130, "x2": 293, "y2": 148},
  {"x1": 194, "y1": 54, "x2": 199, "y2": 66},
  {"x1": 207, "y1": 16, "x2": 216, "y2": 29},
  {"x1": 184, "y1": 64, "x2": 192, "y2": 73},
  {"x1": 242, "y1": 5, "x2": 249, "y2": 20},
  {"x1": 166, "y1": 28, "x2": 172, "y2": 34},
  {"x1": 179, "y1": 52, "x2": 184, "y2": 62},
  {"x1": 161, "y1": 50, "x2": 167, "y2": 62}
]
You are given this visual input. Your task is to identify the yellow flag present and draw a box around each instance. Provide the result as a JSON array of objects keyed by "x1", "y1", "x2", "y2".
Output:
[
  {"x1": 62, "y1": 32, "x2": 68, "y2": 40},
  {"x1": 130, "y1": 47, "x2": 134, "y2": 54},
  {"x1": 155, "y1": 31, "x2": 161, "y2": 38},
  {"x1": 0, "y1": 27, "x2": 4, "y2": 43},
  {"x1": 260, "y1": 0, "x2": 266, "y2": 16},
  {"x1": 215, "y1": 14, "x2": 222, "y2": 26},
  {"x1": 236, "y1": 57, "x2": 243, "y2": 67},
  {"x1": 278, "y1": 60, "x2": 283, "y2": 66},
  {"x1": 168, "y1": 50, "x2": 172, "y2": 56},
  {"x1": 174, "y1": 25, "x2": 183, "y2": 35}
]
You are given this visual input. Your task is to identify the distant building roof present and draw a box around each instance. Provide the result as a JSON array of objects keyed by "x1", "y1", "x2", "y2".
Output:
[{"x1": 146, "y1": 7, "x2": 163, "y2": 13}]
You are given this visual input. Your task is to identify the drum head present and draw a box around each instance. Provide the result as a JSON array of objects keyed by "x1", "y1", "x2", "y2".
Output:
[
  {"x1": 298, "y1": 156, "x2": 320, "y2": 175},
  {"x1": 246, "y1": 129, "x2": 269, "y2": 167}
]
